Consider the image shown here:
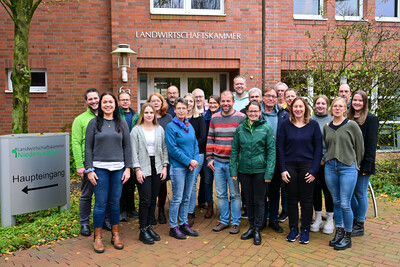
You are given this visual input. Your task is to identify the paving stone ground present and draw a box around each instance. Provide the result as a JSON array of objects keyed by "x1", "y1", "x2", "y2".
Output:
[{"x1": 1, "y1": 192, "x2": 399, "y2": 266}]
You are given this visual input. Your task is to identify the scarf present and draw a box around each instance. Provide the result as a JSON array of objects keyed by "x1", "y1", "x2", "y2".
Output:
[{"x1": 172, "y1": 116, "x2": 189, "y2": 133}]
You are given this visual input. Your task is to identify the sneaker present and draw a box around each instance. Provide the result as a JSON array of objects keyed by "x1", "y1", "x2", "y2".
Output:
[
  {"x1": 229, "y1": 224, "x2": 240, "y2": 234},
  {"x1": 241, "y1": 211, "x2": 248, "y2": 219},
  {"x1": 179, "y1": 223, "x2": 198, "y2": 236},
  {"x1": 277, "y1": 211, "x2": 288, "y2": 222},
  {"x1": 299, "y1": 229, "x2": 309, "y2": 244},
  {"x1": 286, "y1": 227, "x2": 299, "y2": 242},
  {"x1": 213, "y1": 222, "x2": 229, "y2": 232}
]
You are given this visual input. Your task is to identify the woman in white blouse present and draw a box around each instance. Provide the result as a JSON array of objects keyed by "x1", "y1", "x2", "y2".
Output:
[{"x1": 131, "y1": 103, "x2": 169, "y2": 244}]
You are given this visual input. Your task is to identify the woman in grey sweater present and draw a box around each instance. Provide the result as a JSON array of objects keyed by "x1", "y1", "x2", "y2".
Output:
[
  {"x1": 85, "y1": 92, "x2": 132, "y2": 253},
  {"x1": 131, "y1": 103, "x2": 169, "y2": 244}
]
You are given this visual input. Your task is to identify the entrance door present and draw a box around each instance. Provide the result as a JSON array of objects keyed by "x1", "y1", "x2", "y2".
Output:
[{"x1": 138, "y1": 72, "x2": 229, "y2": 106}]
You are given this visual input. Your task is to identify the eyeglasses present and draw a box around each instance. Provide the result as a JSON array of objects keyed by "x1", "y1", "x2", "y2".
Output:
[
  {"x1": 151, "y1": 99, "x2": 162, "y2": 103},
  {"x1": 119, "y1": 99, "x2": 131, "y2": 102},
  {"x1": 263, "y1": 95, "x2": 277, "y2": 99},
  {"x1": 194, "y1": 96, "x2": 204, "y2": 99}
]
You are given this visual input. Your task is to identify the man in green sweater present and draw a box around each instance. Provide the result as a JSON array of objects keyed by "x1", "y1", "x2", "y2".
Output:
[{"x1": 72, "y1": 88, "x2": 100, "y2": 236}]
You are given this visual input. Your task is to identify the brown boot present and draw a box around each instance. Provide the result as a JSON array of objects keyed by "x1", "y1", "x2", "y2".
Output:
[
  {"x1": 93, "y1": 228, "x2": 104, "y2": 253},
  {"x1": 205, "y1": 202, "x2": 214, "y2": 218},
  {"x1": 111, "y1": 225, "x2": 124, "y2": 250}
]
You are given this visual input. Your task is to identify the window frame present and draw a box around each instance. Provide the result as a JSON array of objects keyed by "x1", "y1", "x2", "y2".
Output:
[
  {"x1": 6, "y1": 68, "x2": 47, "y2": 93},
  {"x1": 375, "y1": 0, "x2": 400, "y2": 22},
  {"x1": 150, "y1": 0, "x2": 225, "y2": 16},
  {"x1": 293, "y1": 0, "x2": 326, "y2": 20},
  {"x1": 335, "y1": 0, "x2": 364, "y2": 21}
]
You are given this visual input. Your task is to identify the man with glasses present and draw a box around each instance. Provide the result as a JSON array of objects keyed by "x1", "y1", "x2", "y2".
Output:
[
  {"x1": 167, "y1": 85, "x2": 179, "y2": 117},
  {"x1": 193, "y1": 88, "x2": 209, "y2": 115},
  {"x1": 260, "y1": 87, "x2": 289, "y2": 234},
  {"x1": 240, "y1": 87, "x2": 262, "y2": 114},
  {"x1": 118, "y1": 90, "x2": 139, "y2": 221}
]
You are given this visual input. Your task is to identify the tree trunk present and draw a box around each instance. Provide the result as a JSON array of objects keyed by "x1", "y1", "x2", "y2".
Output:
[{"x1": 11, "y1": 5, "x2": 32, "y2": 134}]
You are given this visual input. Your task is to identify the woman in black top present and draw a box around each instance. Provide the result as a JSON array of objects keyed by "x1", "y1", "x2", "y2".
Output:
[
  {"x1": 184, "y1": 93, "x2": 206, "y2": 227},
  {"x1": 348, "y1": 90, "x2": 379, "y2": 237},
  {"x1": 85, "y1": 92, "x2": 132, "y2": 253}
]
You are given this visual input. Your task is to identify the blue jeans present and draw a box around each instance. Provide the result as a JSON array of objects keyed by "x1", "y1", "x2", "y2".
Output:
[
  {"x1": 188, "y1": 154, "x2": 204, "y2": 213},
  {"x1": 204, "y1": 160, "x2": 214, "y2": 203},
  {"x1": 169, "y1": 165, "x2": 197, "y2": 228},
  {"x1": 92, "y1": 168, "x2": 124, "y2": 229},
  {"x1": 351, "y1": 173, "x2": 370, "y2": 223},
  {"x1": 214, "y1": 161, "x2": 241, "y2": 226},
  {"x1": 325, "y1": 160, "x2": 357, "y2": 232}
]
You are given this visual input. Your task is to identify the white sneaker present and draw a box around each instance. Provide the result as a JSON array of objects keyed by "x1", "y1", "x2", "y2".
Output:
[
  {"x1": 310, "y1": 211, "x2": 323, "y2": 232},
  {"x1": 323, "y1": 212, "x2": 334, "y2": 234}
]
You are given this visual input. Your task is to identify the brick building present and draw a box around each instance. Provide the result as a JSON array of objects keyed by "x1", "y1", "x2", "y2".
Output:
[{"x1": 0, "y1": 0, "x2": 399, "y2": 134}]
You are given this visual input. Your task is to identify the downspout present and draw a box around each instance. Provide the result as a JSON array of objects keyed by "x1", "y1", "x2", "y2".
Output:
[{"x1": 262, "y1": 0, "x2": 266, "y2": 91}]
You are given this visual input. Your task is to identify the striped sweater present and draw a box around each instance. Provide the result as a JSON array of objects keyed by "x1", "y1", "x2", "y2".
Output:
[{"x1": 206, "y1": 110, "x2": 245, "y2": 163}]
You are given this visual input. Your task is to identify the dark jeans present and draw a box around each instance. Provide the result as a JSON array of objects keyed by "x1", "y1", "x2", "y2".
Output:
[
  {"x1": 120, "y1": 169, "x2": 137, "y2": 213},
  {"x1": 137, "y1": 157, "x2": 162, "y2": 228},
  {"x1": 79, "y1": 173, "x2": 93, "y2": 226},
  {"x1": 285, "y1": 162, "x2": 315, "y2": 230},
  {"x1": 313, "y1": 164, "x2": 333, "y2": 212},
  {"x1": 197, "y1": 163, "x2": 206, "y2": 205},
  {"x1": 239, "y1": 172, "x2": 268, "y2": 229},
  {"x1": 265, "y1": 169, "x2": 281, "y2": 224}
]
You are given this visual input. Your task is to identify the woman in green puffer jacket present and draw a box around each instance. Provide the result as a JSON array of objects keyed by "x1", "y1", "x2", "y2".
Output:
[{"x1": 230, "y1": 101, "x2": 276, "y2": 245}]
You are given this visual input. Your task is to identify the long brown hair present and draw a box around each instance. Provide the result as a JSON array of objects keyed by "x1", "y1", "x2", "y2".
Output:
[
  {"x1": 137, "y1": 103, "x2": 159, "y2": 126},
  {"x1": 348, "y1": 90, "x2": 369, "y2": 125},
  {"x1": 289, "y1": 97, "x2": 311, "y2": 124},
  {"x1": 146, "y1": 92, "x2": 168, "y2": 116}
]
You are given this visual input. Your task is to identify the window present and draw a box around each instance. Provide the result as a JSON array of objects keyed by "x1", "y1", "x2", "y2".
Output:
[
  {"x1": 150, "y1": 0, "x2": 224, "y2": 16},
  {"x1": 293, "y1": 0, "x2": 324, "y2": 20},
  {"x1": 376, "y1": 0, "x2": 400, "y2": 21},
  {"x1": 335, "y1": 0, "x2": 363, "y2": 20},
  {"x1": 7, "y1": 69, "x2": 47, "y2": 93}
]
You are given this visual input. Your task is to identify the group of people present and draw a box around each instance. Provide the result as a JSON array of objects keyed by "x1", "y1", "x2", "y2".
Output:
[{"x1": 71, "y1": 76, "x2": 378, "y2": 253}]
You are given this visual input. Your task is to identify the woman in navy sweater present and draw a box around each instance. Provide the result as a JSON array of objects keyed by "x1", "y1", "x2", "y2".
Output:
[
  {"x1": 165, "y1": 97, "x2": 200, "y2": 239},
  {"x1": 277, "y1": 97, "x2": 322, "y2": 244},
  {"x1": 348, "y1": 90, "x2": 379, "y2": 237}
]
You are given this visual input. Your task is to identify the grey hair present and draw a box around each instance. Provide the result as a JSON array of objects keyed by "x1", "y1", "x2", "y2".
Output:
[
  {"x1": 274, "y1": 82, "x2": 288, "y2": 90},
  {"x1": 248, "y1": 87, "x2": 262, "y2": 97}
]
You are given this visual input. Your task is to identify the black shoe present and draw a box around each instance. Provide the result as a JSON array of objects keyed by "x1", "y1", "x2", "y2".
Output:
[
  {"x1": 352, "y1": 221, "x2": 364, "y2": 237},
  {"x1": 179, "y1": 223, "x2": 198, "y2": 236},
  {"x1": 277, "y1": 211, "x2": 288, "y2": 223},
  {"x1": 329, "y1": 227, "x2": 344, "y2": 247},
  {"x1": 253, "y1": 229, "x2": 262, "y2": 245},
  {"x1": 147, "y1": 225, "x2": 161, "y2": 241},
  {"x1": 199, "y1": 202, "x2": 208, "y2": 209},
  {"x1": 81, "y1": 225, "x2": 91, "y2": 236},
  {"x1": 169, "y1": 226, "x2": 186, "y2": 239},
  {"x1": 119, "y1": 211, "x2": 127, "y2": 222},
  {"x1": 139, "y1": 227, "x2": 155, "y2": 244},
  {"x1": 269, "y1": 221, "x2": 283, "y2": 233},
  {"x1": 102, "y1": 218, "x2": 112, "y2": 231},
  {"x1": 334, "y1": 231, "x2": 352, "y2": 250},
  {"x1": 158, "y1": 208, "x2": 167, "y2": 224},
  {"x1": 241, "y1": 228, "x2": 254, "y2": 240}
]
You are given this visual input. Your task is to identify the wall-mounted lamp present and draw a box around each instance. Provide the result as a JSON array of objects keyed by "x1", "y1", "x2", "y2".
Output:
[{"x1": 111, "y1": 44, "x2": 137, "y2": 83}]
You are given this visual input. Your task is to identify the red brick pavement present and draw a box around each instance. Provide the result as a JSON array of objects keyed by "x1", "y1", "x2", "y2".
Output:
[{"x1": 1, "y1": 199, "x2": 400, "y2": 266}]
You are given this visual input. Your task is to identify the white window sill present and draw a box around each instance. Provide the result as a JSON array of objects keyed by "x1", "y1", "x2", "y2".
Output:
[
  {"x1": 5, "y1": 89, "x2": 47, "y2": 93},
  {"x1": 375, "y1": 17, "x2": 400, "y2": 22},
  {"x1": 150, "y1": 10, "x2": 225, "y2": 16},
  {"x1": 293, "y1": 14, "x2": 327, "y2": 21},
  {"x1": 335, "y1": 16, "x2": 364, "y2": 21}
]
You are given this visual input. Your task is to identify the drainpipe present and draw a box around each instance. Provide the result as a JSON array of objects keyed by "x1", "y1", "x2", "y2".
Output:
[{"x1": 262, "y1": 0, "x2": 266, "y2": 91}]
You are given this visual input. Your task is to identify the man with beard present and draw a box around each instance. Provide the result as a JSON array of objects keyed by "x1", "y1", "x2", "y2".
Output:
[
  {"x1": 166, "y1": 85, "x2": 179, "y2": 117},
  {"x1": 72, "y1": 88, "x2": 101, "y2": 236},
  {"x1": 232, "y1": 76, "x2": 249, "y2": 111},
  {"x1": 207, "y1": 90, "x2": 245, "y2": 234}
]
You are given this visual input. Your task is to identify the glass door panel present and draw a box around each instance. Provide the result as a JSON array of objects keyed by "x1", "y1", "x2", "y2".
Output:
[
  {"x1": 188, "y1": 77, "x2": 213, "y2": 99},
  {"x1": 154, "y1": 77, "x2": 180, "y2": 100}
]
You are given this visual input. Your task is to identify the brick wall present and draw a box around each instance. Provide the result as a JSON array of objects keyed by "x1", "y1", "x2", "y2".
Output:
[{"x1": 0, "y1": 0, "x2": 398, "y2": 134}]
